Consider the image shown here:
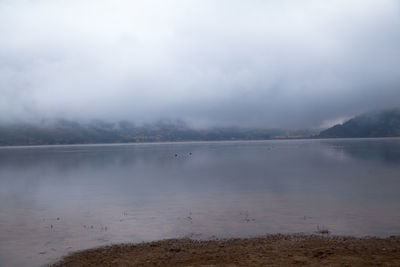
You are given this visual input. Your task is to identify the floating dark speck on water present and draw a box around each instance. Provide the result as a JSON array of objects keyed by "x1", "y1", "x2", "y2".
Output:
[
  {"x1": 241, "y1": 210, "x2": 255, "y2": 222},
  {"x1": 57, "y1": 217, "x2": 60, "y2": 220},
  {"x1": 185, "y1": 212, "x2": 193, "y2": 223}
]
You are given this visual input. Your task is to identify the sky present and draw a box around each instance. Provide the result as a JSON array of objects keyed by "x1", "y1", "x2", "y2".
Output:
[{"x1": 0, "y1": 0, "x2": 400, "y2": 128}]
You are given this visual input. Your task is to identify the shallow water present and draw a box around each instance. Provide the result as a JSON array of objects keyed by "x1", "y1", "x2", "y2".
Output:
[{"x1": 1, "y1": 138, "x2": 400, "y2": 266}]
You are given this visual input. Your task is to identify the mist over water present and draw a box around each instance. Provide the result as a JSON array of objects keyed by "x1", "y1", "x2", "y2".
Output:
[{"x1": 1, "y1": 138, "x2": 400, "y2": 266}]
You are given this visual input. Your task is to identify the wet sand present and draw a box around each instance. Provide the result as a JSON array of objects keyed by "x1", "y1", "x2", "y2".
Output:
[{"x1": 51, "y1": 234, "x2": 400, "y2": 266}]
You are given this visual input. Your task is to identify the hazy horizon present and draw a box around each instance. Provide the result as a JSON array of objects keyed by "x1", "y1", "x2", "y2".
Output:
[{"x1": 1, "y1": 0, "x2": 400, "y2": 128}]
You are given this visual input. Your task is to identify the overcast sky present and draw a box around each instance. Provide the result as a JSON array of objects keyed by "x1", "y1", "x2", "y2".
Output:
[{"x1": 1, "y1": 0, "x2": 399, "y2": 128}]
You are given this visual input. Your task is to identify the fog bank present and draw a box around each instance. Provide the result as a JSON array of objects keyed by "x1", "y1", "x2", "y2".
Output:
[{"x1": 1, "y1": 0, "x2": 399, "y2": 128}]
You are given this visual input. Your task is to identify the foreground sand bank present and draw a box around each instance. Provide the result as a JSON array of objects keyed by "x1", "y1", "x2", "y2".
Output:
[{"x1": 51, "y1": 234, "x2": 400, "y2": 266}]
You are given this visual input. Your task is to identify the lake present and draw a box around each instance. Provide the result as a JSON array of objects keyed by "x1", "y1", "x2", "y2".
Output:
[{"x1": 1, "y1": 138, "x2": 400, "y2": 266}]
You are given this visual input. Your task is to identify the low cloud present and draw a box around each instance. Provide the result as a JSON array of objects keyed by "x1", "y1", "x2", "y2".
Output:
[{"x1": 1, "y1": 0, "x2": 399, "y2": 128}]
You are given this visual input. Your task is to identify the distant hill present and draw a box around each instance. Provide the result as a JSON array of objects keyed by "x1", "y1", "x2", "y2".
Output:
[
  {"x1": 319, "y1": 109, "x2": 400, "y2": 138},
  {"x1": 2, "y1": 109, "x2": 399, "y2": 146},
  {"x1": 0, "y1": 119, "x2": 314, "y2": 146}
]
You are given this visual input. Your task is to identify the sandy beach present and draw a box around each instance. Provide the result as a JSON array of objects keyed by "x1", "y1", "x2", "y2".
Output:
[{"x1": 51, "y1": 234, "x2": 400, "y2": 266}]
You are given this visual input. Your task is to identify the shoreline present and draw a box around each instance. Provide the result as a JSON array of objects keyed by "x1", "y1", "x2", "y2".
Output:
[
  {"x1": 51, "y1": 233, "x2": 400, "y2": 266},
  {"x1": 3, "y1": 136, "x2": 400, "y2": 149}
]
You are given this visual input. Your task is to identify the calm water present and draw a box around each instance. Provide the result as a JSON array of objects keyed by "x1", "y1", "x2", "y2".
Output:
[{"x1": 1, "y1": 138, "x2": 400, "y2": 266}]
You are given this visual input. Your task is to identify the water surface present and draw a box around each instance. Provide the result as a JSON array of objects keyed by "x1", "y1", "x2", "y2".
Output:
[{"x1": 1, "y1": 138, "x2": 400, "y2": 266}]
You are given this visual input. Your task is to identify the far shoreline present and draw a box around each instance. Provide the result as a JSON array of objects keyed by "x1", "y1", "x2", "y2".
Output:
[{"x1": 2, "y1": 136, "x2": 400, "y2": 149}]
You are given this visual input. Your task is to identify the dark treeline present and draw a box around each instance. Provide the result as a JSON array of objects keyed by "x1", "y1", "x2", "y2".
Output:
[
  {"x1": 2, "y1": 108, "x2": 399, "y2": 146},
  {"x1": 0, "y1": 119, "x2": 314, "y2": 146}
]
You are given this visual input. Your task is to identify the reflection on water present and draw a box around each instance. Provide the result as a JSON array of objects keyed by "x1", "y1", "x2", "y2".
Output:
[
  {"x1": 1, "y1": 138, "x2": 400, "y2": 266},
  {"x1": 322, "y1": 138, "x2": 400, "y2": 164}
]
